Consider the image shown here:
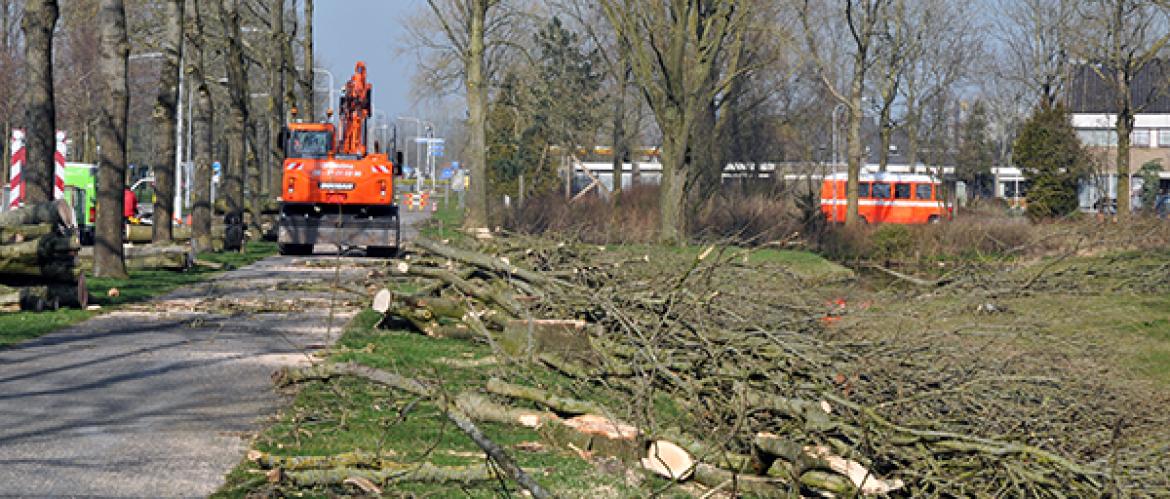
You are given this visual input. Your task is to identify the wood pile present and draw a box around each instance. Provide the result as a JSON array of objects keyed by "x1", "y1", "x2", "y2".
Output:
[
  {"x1": 0, "y1": 201, "x2": 87, "y2": 311},
  {"x1": 274, "y1": 236, "x2": 1168, "y2": 496}
]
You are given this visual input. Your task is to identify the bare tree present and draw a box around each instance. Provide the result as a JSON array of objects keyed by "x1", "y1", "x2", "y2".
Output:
[
  {"x1": 214, "y1": 0, "x2": 248, "y2": 220},
  {"x1": 600, "y1": 0, "x2": 750, "y2": 242},
  {"x1": 300, "y1": 0, "x2": 313, "y2": 119},
  {"x1": 187, "y1": 0, "x2": 213, "y2": 252},
  {"x1": 94, "y1": 0, "x2": 129, "y2": 278},
  {"x1": 1073, "y1": 0, "x2": 1170, "y2": 220},
  {"x1": 422, "y1": 0, "x2": 506, "y2": 232},
  {"x1": 900, "y1": 0, "x2": 978, "y2": 168},
  {"x1": 871, "y1": 0, "x2": 911, "y2": 171},
  {"x1": 995, "y1": 0, "x2": 1075, "y2": 109},
  {"x1": 0, "y1": 1, "x2": 24, "y2": 184},
  {"x1": 151, "y1": 0, "x2": 184, "y2": 242},
  {"x1": 802, "y1": 0, "x2": 890, "y2": 226},
  {"x1": 20, "y1": 0, "x2": 57, "y2": 205},
  {"x1": 268, "y1": 0, "x2": 286, "y2": 198}
]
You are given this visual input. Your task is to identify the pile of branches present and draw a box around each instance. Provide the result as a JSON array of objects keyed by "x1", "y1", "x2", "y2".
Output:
[
  {"x1": 302, "y1": 235, "x2": 1167, "y2": 496},
  {"x1": 0, "y1": 200, "x2": 87, "y2": 310}
]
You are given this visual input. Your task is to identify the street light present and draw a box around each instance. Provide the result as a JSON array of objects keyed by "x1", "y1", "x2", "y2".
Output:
[
  {"x1": 295, "y1": 66, "x2": 336, "y2": 124},
  {"x1": 128, "y1": 51, "x2": 186, "y2": 223}
]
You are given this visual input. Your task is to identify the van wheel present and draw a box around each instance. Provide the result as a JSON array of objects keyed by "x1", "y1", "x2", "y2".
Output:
[
  {"x1": 858, "y1": 216, "x2": 869, "y2": 225},
  {"x1": 927, "y1": 215, "x2": 941, "y2": 224}
]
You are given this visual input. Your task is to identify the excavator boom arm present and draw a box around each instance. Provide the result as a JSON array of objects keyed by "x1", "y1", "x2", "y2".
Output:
[{"x1": 338, "y1": 62, "x2": 372, "y2": 156}]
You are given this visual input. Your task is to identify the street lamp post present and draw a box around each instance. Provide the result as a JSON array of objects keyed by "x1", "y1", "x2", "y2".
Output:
[
  {"x1": 296, "y1": 67, "x2": 335, "y2": 124},
  {"x1": 130, "y1": 51, "x2": 186, "y2": 224}
]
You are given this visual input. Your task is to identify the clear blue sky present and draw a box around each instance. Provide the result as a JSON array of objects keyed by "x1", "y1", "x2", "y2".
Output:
[{"x1": 314, "y1": 0, "x2": 425, "y2": 124}]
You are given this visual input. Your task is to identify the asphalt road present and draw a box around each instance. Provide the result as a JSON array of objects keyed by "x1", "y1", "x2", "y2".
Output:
[{"x1": 0, "y1": 210, "x2": 428, "y2": 498}]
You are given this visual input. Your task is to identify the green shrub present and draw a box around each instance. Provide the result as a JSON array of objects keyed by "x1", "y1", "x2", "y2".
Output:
[
  {"x1": 1012, "y1": 104, "x2": 1091, "y2": 220},
  {"x1": 870, "y1": 224, "x2": 915, "y2": 260}
]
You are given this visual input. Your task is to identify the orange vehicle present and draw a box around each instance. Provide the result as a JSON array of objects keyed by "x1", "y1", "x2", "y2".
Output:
[
  {"x1": 278, "y1": 62, "x2": 403, "y2": 256},
  {"x1": 820, "y1": 172, "x2": 951, "y2": 224}
]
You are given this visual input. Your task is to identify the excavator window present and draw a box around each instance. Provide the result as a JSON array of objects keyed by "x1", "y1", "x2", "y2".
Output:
[{"x1": 287, "y1": 130, "x2": 332, "y2": 159}]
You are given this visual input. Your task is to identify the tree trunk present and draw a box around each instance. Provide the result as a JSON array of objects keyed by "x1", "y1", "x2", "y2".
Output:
[
  {"x1": 462, "y1": 0, "x2": 489, "y2": 231},
  {"x1": 1116, "y1": 78, "x2": 1133, "y2": 221},
  {"x1": 152, "y1": 0, "x2": 184, "y2": 243},
  {"x1": 94, "y1": 0, "x2": 129, "y2": 278},
  {"x1": 268, "y1": 0, "x2": 286, "y2": 200},
  {"x1": 845, "y1": 50, "x2": 866, "y2": 227},
  {"x1": 20, "y1": 0, "x2": 58, "y2": 205},
  {"x1": 610, "y1": 62, "x2": 628, "y2": 201},
  {"x1": 658, "y1": 131, "x2": 688, "y2": 243},
  {"x1": 301, "y1": 0, "x2": 314, "y2": 119},
  {"x1": 216, "y1": 0, "x2": 247, "y2": 218},
  {"x1": 188, "y1": 0, "x2": 213, "y2": 253}
]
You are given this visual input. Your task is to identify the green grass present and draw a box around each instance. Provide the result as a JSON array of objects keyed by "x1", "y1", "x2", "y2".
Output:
[
  {"x1": 418, "y1": 194, "x2": 466, "y2": 242},
  {"x1": 214, "y1": 309, "x2": 669, "y2": 498},
  {"x1": 0, "y1": 241, "x2": 277, "y2": 348},
  {"x1": 609, "y1": 243, "x2": 854, "y2": 283}
]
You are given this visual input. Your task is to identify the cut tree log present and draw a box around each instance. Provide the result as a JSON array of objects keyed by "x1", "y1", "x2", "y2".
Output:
[
  {"x1": 0, "y1": 224, "x2": 54, "y2": 244},
  {"x1": 0, "y1": 234, "x2": 80, "y2": 261},
  {"x1": 393, "y1": 262, "x2": 524, "y2": 316},
  {"x1": 455, "y1": 393, "x2": 561, "y2": 429},
  {"x1": 641, "y1": 440, "x2": 695, "y2": 480},
  {"x1": 281, "y1": 462, "x2": 531, "y2": 487},
  {"x1": 78, "y1": 245, "x2": 193, "y2": 271},
  {"x1": 124, "y1": 224, "x2": 226, "y2": 244},
  {"x1": 692, "y1": 463, "x2": 789, "y2": 498},
  {"x1": 498, "y1": 319, "x2": 595, "y2": 360},
  {"x1": 485, "y1": 378, "x2": 609, "y2": 416},
  {"x1": 753, "y1": 432, "x2": 904, "y2": 495},
  {"x1": 0, "y1": 259, "x2": 82, "y2": 282},
  {"x1": 413, "y1": 237, "x2": 561, "y2": 288},
  {"x1": 247, "y1": 450, "x2": 396, "y2": 471},
  {"x1": 0, "y1": 200, "x2": 74, "y2": 229},
  {"x1": 371, "y1": 288, "x2": 393, "y2": 314},
  {"x1": 0, "y1": 284, "x2": 79, "y2": 311}
]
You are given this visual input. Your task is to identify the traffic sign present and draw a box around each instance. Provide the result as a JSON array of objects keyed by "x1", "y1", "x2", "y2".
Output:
[{"x1": 440, "y1": 167, "x2": 454, "y2": 180}]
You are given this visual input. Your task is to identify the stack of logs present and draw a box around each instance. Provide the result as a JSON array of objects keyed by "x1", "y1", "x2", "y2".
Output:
[
  {"x1": 0, "y1": 201, "x2": 87, "y2": 311},
  {"x1": 1, "y1": 201, "x2": 201, "y2": 312}
]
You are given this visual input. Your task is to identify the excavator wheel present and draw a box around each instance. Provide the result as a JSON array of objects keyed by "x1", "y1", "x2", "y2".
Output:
[
  {"x1": 278, "y1": 243, "x2": 313, "y2": 256},
  {"x1": 366, "y1": 212, "x2": 400, "y2": 258}
]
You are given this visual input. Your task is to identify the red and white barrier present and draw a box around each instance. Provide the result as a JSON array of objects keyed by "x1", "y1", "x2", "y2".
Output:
[
  {"x1": 401, "y1": 191, "x2": 431, "y2": 211},
  {"x1": 7, "y1": 129, "x2": 67, "y2": 209}
]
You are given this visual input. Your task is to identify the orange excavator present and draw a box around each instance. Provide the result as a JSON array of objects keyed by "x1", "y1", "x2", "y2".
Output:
[{"x1": 277, "y1": 62, "x2": 403, "y2": 256}]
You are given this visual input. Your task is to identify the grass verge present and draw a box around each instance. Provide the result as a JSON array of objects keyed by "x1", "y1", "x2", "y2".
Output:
[
  {"x1": 0, "y1": 241, "x2": 278, "y2": 348},
  {"x1": 213, "y1": 310, "x2": 666, "y2": 498}
]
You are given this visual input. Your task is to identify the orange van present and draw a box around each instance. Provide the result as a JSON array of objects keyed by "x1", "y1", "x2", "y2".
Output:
[{"x1": 820, "y1": 172, "x2": 951, "y2": 224}]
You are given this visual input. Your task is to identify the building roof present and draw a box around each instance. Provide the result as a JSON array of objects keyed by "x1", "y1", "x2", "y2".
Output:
[{"x1": 1067, "y1": 61, "x2": 1170, "y2": 114}]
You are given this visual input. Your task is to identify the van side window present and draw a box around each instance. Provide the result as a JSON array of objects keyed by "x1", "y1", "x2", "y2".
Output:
[
  {"x1": 872, "y1": 182, "x2": 891, "y2": 199},
  {"x1": 894, "y1": 183, "x2": 912, "y2": 199},
  {"x1": 859, "y1": 182, "x2": 871, "y2": 198},
  {"x1": 916, "y1": 184, "x2": 933, "y2": 200}
]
